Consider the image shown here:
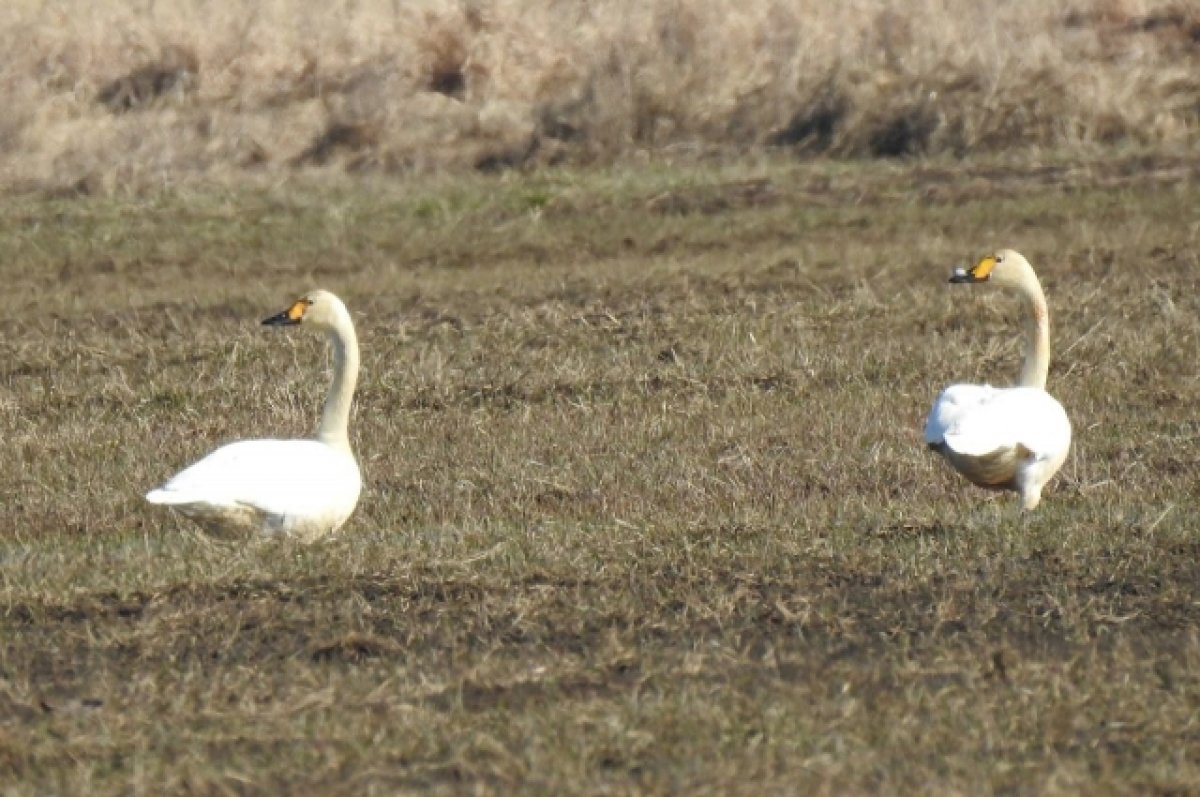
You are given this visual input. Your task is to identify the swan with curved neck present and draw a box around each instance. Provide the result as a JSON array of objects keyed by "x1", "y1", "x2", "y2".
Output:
[
  {"x1": 146, "y1": 290, "x2": 363, "y2": 541},
  {"x1": 924, "y1": 250, "x2": 1071, "y2": 510}
]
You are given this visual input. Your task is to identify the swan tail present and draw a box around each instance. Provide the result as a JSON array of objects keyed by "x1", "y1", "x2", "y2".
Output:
[
  {"x1": 145, "y1": 486, "x2": 229, "y2": 508},
  {"x1": 144, "y1": 487, "x2": 174, "y2": 505}
]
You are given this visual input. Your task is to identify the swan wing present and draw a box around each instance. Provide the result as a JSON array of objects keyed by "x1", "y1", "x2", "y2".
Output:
[
  {"x1": 933, "y1": 386, "x2": 1071, "y2": 461},
  {"x1": 146, "y1": 438, "x2": 362, "y2": 522},
  {"x1": 924, "y1": 383, "x2": 998, "y2": 447}
]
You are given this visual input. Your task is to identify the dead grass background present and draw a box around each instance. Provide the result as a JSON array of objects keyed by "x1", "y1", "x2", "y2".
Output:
[{"x1": 2, "y1": 0, "x2": 1200, "y2": 190}]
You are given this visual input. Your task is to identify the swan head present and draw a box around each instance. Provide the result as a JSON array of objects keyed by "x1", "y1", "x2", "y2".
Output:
[
  {"x1": 949, "y1": 249, "x2": 1034, "y2": 290},
  {"x1": 262, "y1": 289, "x2": 347, "y2": 331}
]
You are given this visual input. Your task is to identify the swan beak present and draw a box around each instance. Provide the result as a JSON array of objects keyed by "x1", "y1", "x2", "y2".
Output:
[
  {"x1": 949, "y1": 255, "x2": 995, "y2": 284},
  {"x1": 262, "y1": 299, "x2": 308, "y2": 326}
]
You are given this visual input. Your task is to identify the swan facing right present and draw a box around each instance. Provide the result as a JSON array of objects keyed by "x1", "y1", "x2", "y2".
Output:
[
  {"x1": 924, "y1": 250, "x2": 1071, "y2": 511},
  {"x1": 146, "y1": 290, "x2": 362, "y2": 541}
]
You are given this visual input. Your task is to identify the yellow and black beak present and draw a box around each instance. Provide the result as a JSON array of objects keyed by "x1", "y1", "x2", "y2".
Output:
[
  {"x1": 262, "y1": 298, "x2": 309, "y2": 326},
  {"x1": 949, "y1": 255, "x2": 996, "y2": 284}
]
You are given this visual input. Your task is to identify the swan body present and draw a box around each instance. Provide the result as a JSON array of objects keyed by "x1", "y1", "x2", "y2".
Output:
[
  {"x1": 146, "y1": 290, "x2": 362, "y2": 541},
  {"x1": 925, "y1": 250, "x2": 1071, "y2": 510}
]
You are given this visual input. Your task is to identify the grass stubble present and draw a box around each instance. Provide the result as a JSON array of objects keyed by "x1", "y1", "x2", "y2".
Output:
[{"x1": 0, "y1": 151, "x2": 1197, "y2": 794}]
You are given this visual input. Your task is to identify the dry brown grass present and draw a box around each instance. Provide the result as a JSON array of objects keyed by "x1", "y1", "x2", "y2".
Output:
[
  {"x1": 2, "y1": 0, "x2": 1200, "y2": 191},
  {"x1": 1, "y1": 151, "x2": 1199, "y2": 793}
]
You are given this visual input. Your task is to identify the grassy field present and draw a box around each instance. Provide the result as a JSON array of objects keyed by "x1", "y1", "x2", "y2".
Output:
[{"x1": 1, "y1": 150, "x2": 1200, "y2": 794}]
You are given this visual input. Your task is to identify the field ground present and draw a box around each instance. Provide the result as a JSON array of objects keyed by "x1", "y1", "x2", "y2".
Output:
[{"x1": 2, "y1": 150, "x2": 1200, "y2": 794}]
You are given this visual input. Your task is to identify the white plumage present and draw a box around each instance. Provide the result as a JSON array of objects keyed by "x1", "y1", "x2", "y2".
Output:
[
  {"x1": 145, "y1": 439, "x2": 360, "y2": 540},
  {"x1": 926, "y1": 250, "x2": 1071, "y2": 510},
  {"x1": 146, "y1": 290, "x2": 362, "y2": 541}
]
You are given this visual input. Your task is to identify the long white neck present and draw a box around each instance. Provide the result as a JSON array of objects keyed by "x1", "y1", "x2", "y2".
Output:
[
  {"x1": 317, "y1": 306, "x2": 359, "y2": 452},
  {"x1": 1014, "y1": 269, "x2": 1050, "y2": 390}
]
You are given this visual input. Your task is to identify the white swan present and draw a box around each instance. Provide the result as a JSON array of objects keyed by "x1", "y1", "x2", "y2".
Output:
[
  {"x1": 925, "y1": 250, "x2": 1071, "y2": 510},
  {"x1": 146, "y1": 290, "x2": 362, "y2": 541}
]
